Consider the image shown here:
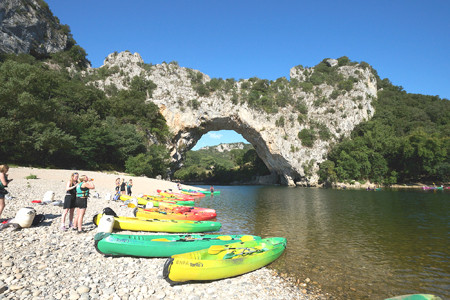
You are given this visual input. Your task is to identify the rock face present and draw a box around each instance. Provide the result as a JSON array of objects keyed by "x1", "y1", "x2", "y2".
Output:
[
  {"x1": 200, "y1": 142, "x2": 249, "y2": 152},
  {"x1": 90, "y1": 52, "x2": 378, "y2": 186},
  {"x1": 0, "y1": 0, "x2": 69, "y2": 56}
]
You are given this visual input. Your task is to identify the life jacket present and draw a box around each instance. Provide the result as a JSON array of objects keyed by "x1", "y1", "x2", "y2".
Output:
[{"x1": 76, "y1": 182, "x2": 89, "y2": 198}]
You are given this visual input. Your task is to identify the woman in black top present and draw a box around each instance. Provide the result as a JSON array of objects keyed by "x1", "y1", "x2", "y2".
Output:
[
  {"x1": 61, "y1": 172, "x2": 79, "y2": 231},
  {"x1": 120, "y1": 178, "x2": 126, "y2": 195}
]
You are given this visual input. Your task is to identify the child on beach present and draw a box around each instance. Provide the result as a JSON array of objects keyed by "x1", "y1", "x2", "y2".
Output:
[
  {"x1": 74, "y1": 175, "x2": 95, "y2": 233},
  {"x1": 127, "y1": 179, "x2": 133, "y2": 196},
  {"x1": 0, "y1": 164, "x2": 11, "y2": 218},
  {"x1": 61, "y1": 172, "x2": 79, "y2": 231}
]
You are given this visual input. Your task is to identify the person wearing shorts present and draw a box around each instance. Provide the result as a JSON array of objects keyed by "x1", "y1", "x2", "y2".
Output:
[
  {"x1": 61, "y1": 172, "x2": 79, "y2": 231},
  {"x1": 74, "y1": 175, "x2": 95, "y2": 233},
  {"x1": 0, "y1": 164, "x2": 11, "y2": 218}
]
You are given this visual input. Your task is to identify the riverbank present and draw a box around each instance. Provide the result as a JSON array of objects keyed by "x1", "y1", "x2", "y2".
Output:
[
  {"x1": 332, "y1": 181, "x2": 449, "y2": 190},
  {"x1": 0, "y1": 167, "x2": 325, "y2": 299}
]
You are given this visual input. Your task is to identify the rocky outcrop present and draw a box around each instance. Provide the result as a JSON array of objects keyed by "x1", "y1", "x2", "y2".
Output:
[
  {"x1": 89, "y1": 52, "x2": 378, "y2": 186},
  {"x1": 200, "y1": 142, "x2": 249, "y2": 152},
  {"x1": 0, "y1": 0, "x2": 69, "y2": 56}
]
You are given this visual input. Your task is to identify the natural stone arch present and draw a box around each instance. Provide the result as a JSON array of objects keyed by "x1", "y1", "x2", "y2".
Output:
[
  {"x1": 169, "y1": 117, "x2": 296, "y2": 185},
  {"x1": 94, "y1": 52, "x2": 378, "y2": 186}
]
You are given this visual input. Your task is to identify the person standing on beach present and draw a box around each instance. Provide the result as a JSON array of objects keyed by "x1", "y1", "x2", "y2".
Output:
[
  {"x1": 61, "y1": 172, "x2": 79, "y2": 230},
  {"x1": 127, "y1": 179, "x2": 133, "y2": 196},
  {"x1": 74, "y1": 175, "x2": 95, "y2": 233},
  {"x1": 0, "y1": 164, "x2": 11, "y2": 218},
  {"x1": 120, "y1": 178, "x2": 126, "y2": 195},
  {"x1": 115, "y1": 178, "x2": 120, "y2": 193}
]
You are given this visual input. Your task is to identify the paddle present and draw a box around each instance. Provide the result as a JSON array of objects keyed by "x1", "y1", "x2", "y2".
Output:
[
  {"x1": 240, "y1": 235, "x2": 255, "y2": 242},
  {"x1": 223, "y1": 248, "x2": 266, "y2": 259},
  {"x1": 208, "y1": 245, "x2": 252, "y2": 255},
  {"x1": 151, "y1": 235, "x2": 234, "y2": 242}
]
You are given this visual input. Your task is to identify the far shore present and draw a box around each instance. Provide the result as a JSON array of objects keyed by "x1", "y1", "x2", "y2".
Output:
[
  {"x1": 8, "y1": 166, "x2": 203, "y2": 197},
  {"x1": 8, "y1": 166, "x2": 446, "y2": 192}
]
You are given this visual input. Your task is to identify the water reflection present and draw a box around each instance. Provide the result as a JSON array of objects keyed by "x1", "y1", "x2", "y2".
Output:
[{"x1": 197, "y1": 186, "x2": 449, "y2": 299}]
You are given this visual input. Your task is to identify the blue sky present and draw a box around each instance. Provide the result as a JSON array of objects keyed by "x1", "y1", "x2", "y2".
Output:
[{"x1": 46, "y1": 0, "x2": 449, "y2": 149}]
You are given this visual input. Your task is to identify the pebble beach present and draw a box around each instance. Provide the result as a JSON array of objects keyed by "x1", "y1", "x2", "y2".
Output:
[{"x1": 0, "y1": 167, "x2": 321, "y2": 300}]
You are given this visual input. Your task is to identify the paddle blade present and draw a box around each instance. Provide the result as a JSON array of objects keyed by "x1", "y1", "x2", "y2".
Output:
[
  {"x1": 208, "y1": 245, "x2": 226, "y2": 254},
  {"x1": 240, "y1": 235, "x2": 255, "y2": 242},
  {"x1": 217, "y1": 235, "x2": 232, "y2": 241},
  {"x1": 151, "y1": 238, "x2": 172, "y2": 242}
]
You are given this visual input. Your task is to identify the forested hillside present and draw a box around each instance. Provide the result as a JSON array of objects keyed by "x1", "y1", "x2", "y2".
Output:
[
  {"x1": 0, "y1": 53, "x2": 171, "y2": 176},
  {"x1": 319, "y1": 79, "x2": 449, "y2": 185},
  {"x1": 173, "y1": 144, "x2": 271, "y2": 184}
]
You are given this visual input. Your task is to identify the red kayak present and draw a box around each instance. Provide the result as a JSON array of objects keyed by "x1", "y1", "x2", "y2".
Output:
[
  {"x1": 134, "y1": 207, "x2": 217, "y2": 221},
  {"x1": 157, "y1": 190, "x2": 195, "y2": 201},
  {"x1": 153, "y1": 204, "x2": 216, "y2": 215}
]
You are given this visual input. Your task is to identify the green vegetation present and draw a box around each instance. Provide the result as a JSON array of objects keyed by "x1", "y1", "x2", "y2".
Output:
[
  {"x1": 25, "y1": 174, "x2": 38, "y2": 179},
  {"x1": 0, "y1": 53, "x2": 170, "y2": 177},
  {"x1": 319, "y1": 80, "x2": 449, "y2": 185},
  {"x1": 173, "y1": 143, "x2": 271, "y2": 184},
  {"x1": 298, "y1": 128, "x2": 316, "y2": 147}
]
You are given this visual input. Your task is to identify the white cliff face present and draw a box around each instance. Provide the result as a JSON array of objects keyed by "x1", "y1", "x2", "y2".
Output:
[
  {"x1": 89, "y1": 51, "x2": 378, "y2": 186},
  {"x1": 0, "y1": 0, "x2": 68, "y2": 56},
  {"x1": 200, "y1": 143, "x2": 249, "y2": 152}
]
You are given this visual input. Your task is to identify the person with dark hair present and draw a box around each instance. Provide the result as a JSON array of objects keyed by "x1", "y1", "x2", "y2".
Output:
[
  {"x1": 61, "y1": 172, "x2": 79, "y2": 231},
  {"x1": 120, "y1": 178, "x2": 126, "y2": 195},
  {"x1": 0, "y1": 164, "x2": 11, "y2": 218}
]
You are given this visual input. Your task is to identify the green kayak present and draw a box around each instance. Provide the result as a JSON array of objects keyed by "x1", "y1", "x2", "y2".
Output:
[
  {"x1": 199, "y1": 190, "x2": 221, "y2": 195},
  {"x1": 94, "y1": 233, "x2": 260, "y2": 257},
  {"x1": 385, "y1": 295, "x2": 442, "y2": 300}
]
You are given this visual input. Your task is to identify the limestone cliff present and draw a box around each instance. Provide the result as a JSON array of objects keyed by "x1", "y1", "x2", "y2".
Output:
[
  {"x1": 88, "y1": 51, "x2": 378, "y2": 186},
  {"x1": 0, "y1": 0, "x2": 69, "y2": 56},
  {"x1": 200, "y1": 142, "x2": 250, "y2": 152}
]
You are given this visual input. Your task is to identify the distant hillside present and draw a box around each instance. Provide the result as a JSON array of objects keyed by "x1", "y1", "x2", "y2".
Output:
[
  {"x1": 173, "y1": 142, "x2": 270, "y2": 184},
  {"x1": 199, "y1": 142, "x2": 252, "y2": 152}
]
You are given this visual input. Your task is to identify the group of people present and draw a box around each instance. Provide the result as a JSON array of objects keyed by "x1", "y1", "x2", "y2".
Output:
[
  {"x1": 115, "y1": 178, "x2": 132, "y2": 196},
  {"x1": 61, "y1": 172, "x2": 95, "y2": 233}
]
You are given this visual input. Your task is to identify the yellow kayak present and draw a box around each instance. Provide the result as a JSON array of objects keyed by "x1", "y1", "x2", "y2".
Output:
[
  {"x1": 163, "y1": 237, "x2": 286, "y2": 284},
  {"x1": 93, "y1": 214, "x2": 221, "y2": 233},
  {"x1": 119, "y1": 195, "x2": 194, "y2": 207}
]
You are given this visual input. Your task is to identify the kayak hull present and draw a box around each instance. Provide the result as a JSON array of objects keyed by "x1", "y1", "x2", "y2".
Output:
[
  {"x1": 120, "y1": 195, "x2": 194, "y2": 207},
  {"x1": 385, "y1": 294, "x2": 442, "y2": 300},
  {"x1": 163, "y1": 237, "x2": 286, "y2": 284},
  {"x1": 134, "y1": 207, "x2": 217, "y2": 221},
  {"x1": 93, "y1": 214, "x2": 221, "y2": 233},
  {"x1": 94, "y1": 233, "x2": 260, "y2": 257},
  {"x1": 199, "y1": 190, "x2": 221, "y2": 195}
]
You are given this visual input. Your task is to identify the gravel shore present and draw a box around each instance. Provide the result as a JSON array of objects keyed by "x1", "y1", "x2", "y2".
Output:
[{"x1": 0, "y1": 167, "x2": 320, "y2": 300}]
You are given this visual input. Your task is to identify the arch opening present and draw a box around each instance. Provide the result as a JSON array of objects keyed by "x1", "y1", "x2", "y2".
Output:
[{"x1": 169, "y1": 117, "x2": 302, "y2": 185}]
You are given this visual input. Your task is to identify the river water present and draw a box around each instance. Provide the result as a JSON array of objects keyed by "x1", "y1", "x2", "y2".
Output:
[{"x1": 195, "y1": 186, "x2": 449, "y2": 299}]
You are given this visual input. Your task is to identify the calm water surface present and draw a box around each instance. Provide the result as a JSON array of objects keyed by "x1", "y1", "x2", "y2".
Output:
[{"x1": 195, "y1": 186, "x2": 449, "y2": 299}]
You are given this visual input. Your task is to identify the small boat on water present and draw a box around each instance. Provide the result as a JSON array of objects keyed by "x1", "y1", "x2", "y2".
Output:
[
  {"x1": 180, "y1": 189, "x2": 206, "y2": 197},
  {"x1": 94, "y1": 233, "x2": 259, "y2": 257},
  {"x1": 163, "y1": 237, "x2": 286, "y2": 285},
  {"x1": 422, "y1": 186, "x2": 444, "y2": 190},
  {"x1": 384, "y1": 294, "x2": 442, "y2": 300}
]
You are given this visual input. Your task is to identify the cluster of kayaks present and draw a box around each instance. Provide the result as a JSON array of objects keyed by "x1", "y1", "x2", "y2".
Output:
[
  {"x1": 422, "y1": 186, "x2": 446, "y2": 190},
  {"x1": 92, "y1": 187, "x2": 287, "y2": 284}
]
